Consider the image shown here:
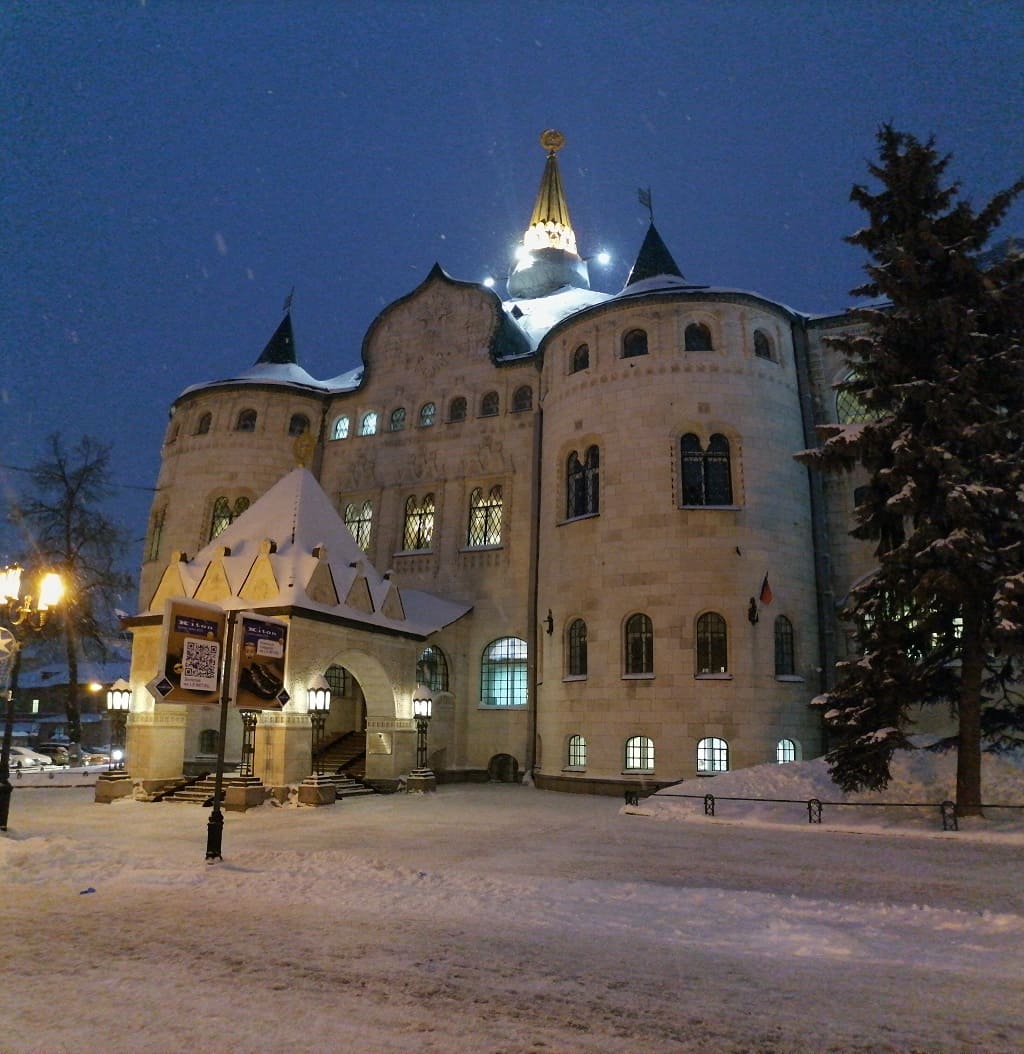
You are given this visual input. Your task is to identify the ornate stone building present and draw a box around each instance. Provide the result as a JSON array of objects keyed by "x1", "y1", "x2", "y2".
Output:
[{"x1": 126, "y1": 132, "x2": 871, "y2": 796}]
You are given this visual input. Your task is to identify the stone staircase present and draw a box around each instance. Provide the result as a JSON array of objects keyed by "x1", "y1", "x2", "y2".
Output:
[{"x1": 317, "y1": 731, "x2": 375, "y2": 799}]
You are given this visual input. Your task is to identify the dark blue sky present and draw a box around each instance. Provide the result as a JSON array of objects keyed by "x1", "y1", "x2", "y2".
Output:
[{"x1": 3, "y1": 1, "x2": 1022, "y2": 558}]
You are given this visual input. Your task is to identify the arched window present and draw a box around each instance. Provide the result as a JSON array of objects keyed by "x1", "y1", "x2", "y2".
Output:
[
  {"x1": 359, "y1": 411, "x2": 378, "y2": 436},
  {"x1": 417, "y1": 646, "x2": 449, "y2": 693},
  {"x1": 449, "y1": 397, "x2": 467, "y2": 422},
  {"x1": 684, "y1": 322, "x2": 713, "y2": 351},
  {"x1": 208, "y1": 495, "x2": 249, "y2": 541},
  {"x1": 566, "y1": 618, "x2": 587, "y2": 677},
  {"x1": 288, "y1": 413, "x2": 310, "y2": 437},
  {"x1": 388, "y1": 407, "x2": 406, "y2": 432},
  {"x1": 696, "y1": 612, "x2": 728, "y2": 674},
  {"x1": 625, "y1": 736, "x2": 654, "y2": 771},
  {"x1": 403, "y1": 493, "x2": 435, "y2": 551},
  {"x1": 512, "y1": 385, "x2": 533, "y2": 412},
  {"x1": 480, "y1": 391, "x2": 499, "y2": 417},
  {"x1": 753, "y1": 329, "x2": 773, "y2": 360},
  {"x1": 836, "y1": 386, "x2": 873, "y2": 424},
  {"x1": 325, "y1": 664, "x2": 352, "y2": 697},
  {"x1": 566, "y1": 445, "x2": 599, "y2": 519},
  {"x1": 624, "y1": 613, "x2": 653, "y2": 675},
  {"x1": 332, "y1": 415, "x2": 350, "y2": 440},
  {"x1": 480, "y1": 637, "x2": 527, "y2": 707},
  {"x1": 419, "y1": 402, "x2": 436, "y2": 427},
  {"x1": 567, "y1": 734, "x2": 587, "y2": 768},
  {"x1": 774, "y1": 616, "x2": 795, "y2": 676},
  {"x1": 343, "y1": 500, "x2": 373, "y2": 551},
  {"x1": 467, "y1": 485, "x2": 503, "y2": 547},
  {"x1": 195, "y1": 412, "x2": 212, "y2": 435},
  {"x1": 622, "y1": 328, "x2": 648, "y2": 358},
  {"x1": 571, "y1": 343, "x2": 590, "y2": 373},
  {"x1": 697, "y1": 737, "x2": 729, "y2": 772},
  {"x1": 776, "y1": 738, "x2": 798, "y2": 764},
  {"x1": 198, "y1": 729, "x2": 219, "y2": 754},
  {"x1": 681, "y1": 433, "x2": 733, "y2": 506},
  {"x1": 236, "y1": 409, "x2": 257, "y2": 432}
]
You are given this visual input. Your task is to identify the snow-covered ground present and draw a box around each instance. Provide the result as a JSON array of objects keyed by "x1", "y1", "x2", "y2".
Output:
[{"x1": 2, "y1": 750, "x2": 1023, "y2": 1053}]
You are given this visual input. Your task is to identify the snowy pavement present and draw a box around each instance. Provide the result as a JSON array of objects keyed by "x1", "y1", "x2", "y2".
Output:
[{"x1": 2, "y1": 775, "x2": 1022, "y2": 1054}]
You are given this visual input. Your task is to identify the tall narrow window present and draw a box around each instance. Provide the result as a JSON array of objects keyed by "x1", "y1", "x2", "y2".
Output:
[
  {"x1": 344, "y1": 500, "x2": 373, "y2": 551},
  {"x1": 625, "y1": 736, "x2": 654, "y2": 771},
  {"x1": 288, "y1": 413, "x2": 310, "y2": 436},
  {"x1": 403, "y1": 493, "x2": 435, "y2": 551},
  {"x1": 481, "y1": 391, "x2": 499, "y2": 417},
  {"x1": 697, "y1": 737, "x2": 729, "y2": 772},
  {"x1": 696, "y1": 612, "x2": 728, "y2": 674},
  {"x1": 467, "y1": 485, "x2": 502, "y2": 547},
  {"x1": 753, "y1": 329, "x2": 773, "y2": 359},
  {"x1": 388, "y1": 407, "x2": 406, "y2": 432},
  {"x1": 359, "y1": 411, "x2": 378, "y2": 436},
  {"x1": 195, "y1": 413, "x2": 212, "y2": 435},
  {"x1": 209, "y1": 496, "x2": 232, "y2": 540},
  {"x1": 774, "y1": 616, "x2": 795, "y2": 676},
  {"x1": 325, "y1": 664, "x2": 352, "y2": 697},
  {"x1": 417, "y1": 646, "x2": 449, "y2": 693},
  {"x1": 566, "y1": 445, "x2": 599, "y2": 519},
  {"x1": 684, "y1": 323, "x2": 713, "y2": 351},
  {"x1": 419, "y1": 402, "x2": 436, "y2": 427},
  {"x1": 236, "y1": 409, "x2": 257, "y2": 432},
  {"x1": 148, "y1": 507, "x2": 166, "y2": 562},
  {"x1": 449, "y1": 397, "x2": 467, "y2": 422},
  {"x1": 681, "y1": 434, "x2": 733, "y2": 506},
  {"x1": 567, "y1": 734, "x2": 587, "y2": 768},
  {"x1": 622, "y1": 328, "x2": 648, "y2": 358},
  {"x1": 571, "y1": 343, "x2": 590, "y2": 373},
  {"x1": 332, "y1": 415, "x2": 350, "y2": 440},
  {"x1": 567, "y1": 618, "x2": 587, "y2": 677},
  {"x1": 480, "y1": 637, "x2": 527, "y2": 707},
  {"x1": 624, "y1": 613, "x2": 653, "y2": 675}
]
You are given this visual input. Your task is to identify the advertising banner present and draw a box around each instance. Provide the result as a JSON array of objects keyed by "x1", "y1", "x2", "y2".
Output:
[
  {"x1": 233, "y1": 612, "x2": 289, "y2": 710},
  {"x1": 150, "y1": 598, "x2": 227, "y2": 704}
]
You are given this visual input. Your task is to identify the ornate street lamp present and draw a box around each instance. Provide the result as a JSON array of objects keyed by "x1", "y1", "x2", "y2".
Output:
[
  {"x1": 1, "y1": 565, "x2": 65, "y2": 831},
  {"x1": 105, "y1": 678, "x2": 131, "y2": 771},
  {"x1": 411, "y1": 684, "x2": 433, "y2": 773},
  {"x1": 307, "y1": 674, "x2": 331, "y2": 777}
]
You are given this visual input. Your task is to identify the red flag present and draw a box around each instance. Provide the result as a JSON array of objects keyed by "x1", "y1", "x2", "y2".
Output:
[{"x1": 759, "y1": 575, "x2": 773, "y2": 605}]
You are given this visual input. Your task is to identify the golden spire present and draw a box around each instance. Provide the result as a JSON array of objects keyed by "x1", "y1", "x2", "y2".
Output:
[{"x1": 522, "y1": 130, "x2": 578, "y2": 255}]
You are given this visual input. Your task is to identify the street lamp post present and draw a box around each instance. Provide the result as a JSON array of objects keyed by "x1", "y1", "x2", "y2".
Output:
[
  {"x1": 105, "y1": 678, "x2": 131, "y2": 771},
  {"x1": 1, "y1": 565, "x2": 65, "y2": 832},
  {"x1": 307, "y1": 674, "x2": 331, "y2": 777},
  {"x1": 407, "y1": 684, "x2": 435, "y2": 793}
]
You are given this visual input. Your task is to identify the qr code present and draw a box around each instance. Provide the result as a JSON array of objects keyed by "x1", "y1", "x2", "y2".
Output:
[{"x1": 181, "y1": 637, "x2": 220, "y2": 691}]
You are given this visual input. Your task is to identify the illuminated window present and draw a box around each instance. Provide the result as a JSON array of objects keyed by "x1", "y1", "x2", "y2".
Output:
[
  {"x1": 480, "y1": 637, "x2": 527, "y2": 707},
  {"x1": 567, "y1": 618, "x2": 587, "y2": 677},
  {"x1": 684, "y1": 323, "x2": 712, "y2": 351},
  {"x1": 566, "y1": 446, "x2": 599, "y2": 518},
  {"x1": 359, "y1": 411, "x2": 378, "y2": 436},
  {"x1": 481, "y1": 391, "x2": 499, "y2": 417},
  {"x1": 209, "y1": 496, "x2": 250, "y2": 541},
  {"x1": 697, "y1": 737, "x2": 728, "y2": 772},
  {"x1": 419, "y1": 402, "x2": 436, "y2": 427},
  {"x1": 236, "y1": 409, "x2": 257, "y2": 432},
  {"x1": 624, "y1": 613, "x2": 653, "y2": 675},
  {"x1": 332, "y1": 415, "x2": 350, "y2": 440},
  {"x1": 416, "y1": 646, "x2": 449, "y2": 693},
  {"x1": 776, "y1": 738, "x2": 797, "y2": 764},
  {"x1": 571, "y1": 343, "x2": 590, "y2": 373},
  {"x1": 389, "y1": 407, "x2": 406, "y2": 432},
  {"x1": 681, "y1": 433, "x2": 733, "y2": 506},
  {"x1": 403, "y1": 493, "x2": 435, "y2": 551},
  {"x1": 343, "y1": 500, "x2": 373, "y2": 551},
  {"x1": 696, "y1": 613, "x2": 728, "y2": 675},
  {"x1": 195, "y1": 413, "x2": 212, "y2": 435},
  {"x1": 622, "y1": 328, "x2": 648, "y2": 358},
  {"x1": 467, "y1": 485, "x2": 502, "y2": 547},
  {"x1": 774, "y1": 616, "x2": 795, "y2": 676},
  {"x1": 753, "y1": 330, "x2": 773, "y2": 359},
  {"x1": 567, "y1": 734, "x2": 587, "y2": 768},
  {"x1": 449, "y1": 397, "x2": 467, "y2": 422},
  {"x1": 625, "y1": 736, "x2": 654, "y2": 771},
  {"x1": 836, "y1": 372, "x2": 880, "y2": 424}
]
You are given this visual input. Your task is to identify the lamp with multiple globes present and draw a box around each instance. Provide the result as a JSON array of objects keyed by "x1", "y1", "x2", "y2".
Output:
[
  {"x1": 411, "y1": 684, "x2": 433, "y2": 773},
  {"x1": 105, "y1": 678, "x2": 131, "y2": 771},
  {"x1": 307, "y1": 674, "x2": 331, "y2": 777}
]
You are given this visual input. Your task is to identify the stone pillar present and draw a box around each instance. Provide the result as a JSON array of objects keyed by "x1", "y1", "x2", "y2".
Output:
[
  {"x1": 126, "y1": 707, "x2": 188, "y2": 793},
  {"x1": 256, "y1": 710, "x2": 315, "y2": 790}
]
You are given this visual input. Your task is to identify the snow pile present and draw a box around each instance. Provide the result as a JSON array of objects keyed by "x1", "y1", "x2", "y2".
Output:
[{"x1": 634, "y1": 747, "x2": 1024, "y2": 837}]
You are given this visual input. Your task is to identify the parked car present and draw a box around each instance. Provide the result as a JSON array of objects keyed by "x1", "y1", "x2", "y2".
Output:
[
  {"x1": 80, "y1": 748, "x2": 110, "y2": 765},
  {"x1": 8, "y1": 746, "x2": 53, "y2": 769},
  {"x1": 38, "y1": 741, "x2": 71, "y2": 764}
]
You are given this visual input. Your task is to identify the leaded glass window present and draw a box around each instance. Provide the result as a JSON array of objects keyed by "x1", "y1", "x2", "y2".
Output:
[
  {"x1": 419, "y1": 402, "x2": 436, "y2": 427},
  {"x1": 332, "y1": 415, "x2": 350, "y2": 440},
  {"x1": 624, "y1": 613, "x2": 653, "y2": 675},
  {"x1": 467, "y1": 485, "x2": 502, "y2": 547},
  {"x1": 359, "y1": 411, "x2": 378, "y2": 436},
  {"x1": 480, "y1": 637, "x2": 527, "y2": 707},
  {"x1": 388, "y1": 407, "x2": 406, "y2": 432},
  {"x1": 681, "y1": 434, "x2": 733, "y2": 506},
  {"x1": 343, "y1": 500, "x2": 373, "y2": 551},
  {"x1": 567, "y1": 445, "x2": 599, "y2": 519},
  {"x1": 403, "y1": 493, "x2": 435, "y2": 551}
]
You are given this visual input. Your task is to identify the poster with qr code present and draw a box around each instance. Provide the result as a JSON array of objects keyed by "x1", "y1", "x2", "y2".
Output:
[{"x1": 154, "y1": 598, "x2": 227, "y2": 704}]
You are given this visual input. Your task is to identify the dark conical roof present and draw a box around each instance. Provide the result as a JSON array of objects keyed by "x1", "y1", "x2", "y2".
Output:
[
  {"x1": 624, "y1": 223, "x2": 685, "y2": 287},
  {"x1": 256, "y1": 312, "x2": 296, "y2": 365}
]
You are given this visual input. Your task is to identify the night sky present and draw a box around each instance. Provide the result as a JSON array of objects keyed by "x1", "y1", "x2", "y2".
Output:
[{"x1": 3, "y1": 1, "x2": 1022, "y2": 559}]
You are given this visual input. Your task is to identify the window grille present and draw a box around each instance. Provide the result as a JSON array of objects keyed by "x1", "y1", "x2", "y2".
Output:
[{"x1": 467, "y1": 485, "x2": 502, "y2": 547}]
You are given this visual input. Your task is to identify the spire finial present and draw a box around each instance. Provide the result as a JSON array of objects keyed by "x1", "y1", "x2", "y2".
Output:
[{"x1": 540, "y1": 129, "x2": 565, "y2": 155}]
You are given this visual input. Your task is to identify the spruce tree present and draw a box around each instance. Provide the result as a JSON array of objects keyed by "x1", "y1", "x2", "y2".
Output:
[{"x1": 802, "y1": 126, "x2": 1024, "y2": 815}]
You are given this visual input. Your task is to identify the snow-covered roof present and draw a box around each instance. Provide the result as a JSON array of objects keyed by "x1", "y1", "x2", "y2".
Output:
[
  {"x1": 180, "y1": 361, "x2": 363, "y2": 398},
  {"x1": 144, "y1": 467, "x2": 470, "y2": 638},
  {"x1": 503, "y1": 286, "x2": 611, "y2": 349}
]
